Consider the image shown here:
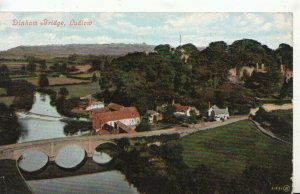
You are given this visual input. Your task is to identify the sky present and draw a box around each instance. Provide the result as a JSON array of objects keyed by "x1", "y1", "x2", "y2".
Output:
[{"x1": 0, "y1": 12, "x2": 293, "y2": 51}]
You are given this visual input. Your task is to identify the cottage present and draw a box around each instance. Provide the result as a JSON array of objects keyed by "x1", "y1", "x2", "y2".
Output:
[
  {"x1": 173, "y1": 103, "x2": 200, "y2": 117},
  {"x1": 146, "y1": 110, "x2": 162, "y2": 124},
  {"x1": 208, "y1": 105, "x2": 229, "y2": 121},
  {"x1": 86, "y1": 101, "x2": 105, "y2": 111},
  {"x1": 90, "y1": 105, "x2": 140, "y2": 134}
]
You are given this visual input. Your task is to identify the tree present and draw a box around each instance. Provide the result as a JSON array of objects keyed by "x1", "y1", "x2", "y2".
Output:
[
  {"x1": 116, "y1": 138, "x2": 130, "y2": 152},
  {"x1": 38, "y1": 74, "x2": 49, "y2": 87},
  {"x1": 39, "y1": 60, "x2": 47, "y2": 71},
  {"x1": 91, "y1": 72, "x2": 97, "y2": 82},
  {"x1": 188, "y1": 109, "x2": 198, "y2": 124},
  {"x1": 59, "y1": 87, "x2": 69, "y2": 97},
  {"x1": 27, "y1": 62, "x2": 36, "y2": 73},
  {"x1": 276, "y1": 43, "x2": 293, "y2": 68},
  {"x1": 135, "y1": 117, "x2": 151, "y2": 132},
  {"x1": 163, "y1": 105, "x2": 176, "y2": 123},
  {"x1": 21, "y1": 65, "x2": 27, "y2": 74},
  {"x1": 0, "y1": 103, "x2": 24, "y2": 145},
  {"x1": 0, "y1": 65, "x2": 11, "y2": 87}
]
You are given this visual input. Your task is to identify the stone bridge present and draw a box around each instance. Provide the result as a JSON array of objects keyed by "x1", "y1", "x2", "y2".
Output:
[{"x1": 0, "y1": 135, "x2": 116, "y2": 161}]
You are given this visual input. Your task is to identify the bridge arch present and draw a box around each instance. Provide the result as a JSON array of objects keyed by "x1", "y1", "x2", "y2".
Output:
[
  {"x1": 17, "y1": 149, "x2": 49, "y2": 172},
  {"x1": 55, "y1": 144, "x2": 87, "y2": 169},
  {"x1": 92, "y1": 142, "x2": 117, "y2": 164}
]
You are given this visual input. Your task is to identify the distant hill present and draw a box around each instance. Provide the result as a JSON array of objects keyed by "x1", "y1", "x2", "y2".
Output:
[{"x1": 0, "y1": 44, "x2": 156, "y2": 58}]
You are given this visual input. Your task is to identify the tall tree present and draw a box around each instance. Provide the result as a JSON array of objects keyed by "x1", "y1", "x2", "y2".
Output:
[
  {"x1": 0, "y1": 65, "x2": 11, "y2": 87},
  {"x1": 38, "y1": 74, "x2": 49, "y2": 87}
]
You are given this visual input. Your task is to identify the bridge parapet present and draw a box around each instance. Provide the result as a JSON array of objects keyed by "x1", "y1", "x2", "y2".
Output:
[{"x1": 0, "y1": 136, "x2": 115, "y2": 161}]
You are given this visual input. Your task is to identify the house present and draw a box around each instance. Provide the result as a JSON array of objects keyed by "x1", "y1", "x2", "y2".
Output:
[
  {"x1": 86, "y1": 101, "x2": 105, "y2": 111},
  {"x1": 146, "y1": 110, "x2": 162, "y2": 124},
  {"x1": 90, "y1": 105, "x2": 141, "y2": 134},
  {"x1": 208, "y1": 105, "x2": 229, "y2": 121},
  {"x1": 173, "y1": 103, "x2": 200, "y2": 117}
]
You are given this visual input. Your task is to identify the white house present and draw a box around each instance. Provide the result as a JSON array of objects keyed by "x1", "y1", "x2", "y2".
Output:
[
  {"x1": 208, "y1": 105, "x2": 229, "y2": 121},
  {"x1": 146, "y1": 110, "x2": 161, "y2": 124},
  {"x1": 86, "y1": 101, "x2": 105, "y2": 111}
]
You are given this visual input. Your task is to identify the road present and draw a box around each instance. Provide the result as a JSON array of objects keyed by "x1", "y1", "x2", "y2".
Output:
[{"x1": 95, "y1": 115, "x2": 249, "y2": 140}]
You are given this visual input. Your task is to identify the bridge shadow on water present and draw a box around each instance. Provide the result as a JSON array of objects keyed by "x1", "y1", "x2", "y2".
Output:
[{"x1": 21, "y1": 157, "x2": 115, "y2": 181}]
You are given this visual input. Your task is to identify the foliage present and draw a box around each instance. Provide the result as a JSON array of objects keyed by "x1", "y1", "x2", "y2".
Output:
[
  {"x1": 59, "y1": 87, "x2": 69, "y2": 97},
  {"x1": 27, "y1": 62, "x2": 36, "y2": 73},
  {"x1": 6, "y1": 80, "x2": 35, "y2": 110},
  {"x1": 275, "y1": 43, "x2": 293, "y2": 68},
  {"x1": 0, "y1": 103, "x2": 25, "y2": 145},
  {"x1": 91, "y1": 72, "x2": 97, "y2": 82},
  {"x1": 0, "y1": 65, "x2": 11, "y2": 87},
  {"x1": 96, "y1": 39, "x2": 289, "y2": 115},
  {"x1": 162, "y1": 105, "x2": 177, "y2": 123},
  {"x1": 38, "y1": 74, "x2": 49, "y2": 87},
  {"x1": 63, "y1": 120, "x2": 92, "y2": 135},
  {"x1": 39, "y1": 60, "x2": 47, "y2": 71},
  {"x1": 254, "y1": 108, "x2": 293, "y2": 142},
  {"x1": 135, "y1": 117, "x2": 151, "y2": 132}
]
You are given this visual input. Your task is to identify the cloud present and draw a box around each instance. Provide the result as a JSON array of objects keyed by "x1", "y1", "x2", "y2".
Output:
[
  {"x1": 0, "y1": 12, "x2": 17, "y2": 30},
  {"x1": 0, "y1": 12, "x2": 293, "y2": 50}
]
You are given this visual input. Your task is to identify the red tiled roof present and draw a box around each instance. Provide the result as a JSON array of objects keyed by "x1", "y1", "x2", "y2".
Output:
[
  {"x1": 94, "y1": 107, "x2": 140, "y2": 125},
  {"x1": 107, "y1": 103, "x2": 124, "y2": 111},
  {"x1": 174, "y1": 103, "x2": 190, "y2": 112}
]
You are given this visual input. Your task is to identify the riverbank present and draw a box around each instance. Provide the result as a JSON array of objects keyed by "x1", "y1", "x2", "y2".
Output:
[{"x1": 0, "y1": 159, "x2": 32, "y2": 194}]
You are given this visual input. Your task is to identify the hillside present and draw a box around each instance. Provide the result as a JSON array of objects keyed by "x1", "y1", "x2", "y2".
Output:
[{"x1": 0, "y1": 44, "x2": 156, "y2": 58}]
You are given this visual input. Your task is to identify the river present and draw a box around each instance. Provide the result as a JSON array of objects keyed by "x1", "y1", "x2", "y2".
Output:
[
  {"x1": 16, "y1": 92, "x2": 139, "y2": 194},
  {"x1": 17, "y1": 92, "x2": 85, "y2": 143},
  {"x1": 26, "y1": 170, "x2": 139, "y2": 194}
]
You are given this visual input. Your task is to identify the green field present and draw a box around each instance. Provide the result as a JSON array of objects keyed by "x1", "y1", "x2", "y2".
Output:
[
  {"x1": 48, "y1": 82, "x2": 100, "y2": 98},
  {"x1": 70, "y1": 71, "x2": 100, "y2": 79},
  {"x1": 0, "y1": 88, "x2": 14, "y2": 106},
  {"x1": 180, "y1": 120, "x2": 292, "y2": 181}
]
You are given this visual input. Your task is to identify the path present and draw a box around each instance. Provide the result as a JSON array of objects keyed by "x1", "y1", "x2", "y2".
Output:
[{"x1": 251, "y1": 120, "x2": 292, "y2": 146}]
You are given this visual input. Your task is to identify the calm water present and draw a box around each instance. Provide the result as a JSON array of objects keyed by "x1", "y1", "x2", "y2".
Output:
[
  {"x1": 17, "y1": 92, "x2": 81, "y2": 143},
  {"x1": 26, "y1": 170, "x2": 139, "y2": 194}
]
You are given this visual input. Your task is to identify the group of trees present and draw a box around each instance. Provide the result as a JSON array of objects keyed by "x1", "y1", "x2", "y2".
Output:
[
  {"x1": 0, "y1": 103, "x2": 25, "y2": 145},
  {"x1": 97, "y1": 39, "x2": 292, "y2": 115}
]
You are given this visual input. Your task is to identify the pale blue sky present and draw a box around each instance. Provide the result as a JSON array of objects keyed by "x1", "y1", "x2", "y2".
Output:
[{"x1": 0, "y1": 12, "x2": 293, "y2": 51}]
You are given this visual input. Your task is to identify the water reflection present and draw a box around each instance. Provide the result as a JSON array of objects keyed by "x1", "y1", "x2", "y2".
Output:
[
  {"x1": 26, "y1": 170, "x2": 139, "y2": 194},
  {"x1": 55, "y1": 145, "x2": 86, "y2": 169},
  {"x1": 18, "y1": 150, "x2": 48, "y2": 172},
  {"x1": 30, "y1": 92, "x2": 61, "y2": 117},
  {"x1": 93, "y1": 151, "x2": 113, "y2": 164},
  {"x1": 17, "y1": 92, "x2": 85, "y2": 143}
]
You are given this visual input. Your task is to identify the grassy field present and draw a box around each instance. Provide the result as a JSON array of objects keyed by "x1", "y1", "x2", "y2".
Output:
[
  {"x1": 180, "y1": 120, "x2": 292, "y2": 181},
  {"x1": 12, "y1": 76, "x2": 89, "y2": 86},
  {"x1": 71, "y1": 71, "x2": 100, "y2": 79},
  {"x1": 0, "y1": 96, "x2": 14, "y2": 106},
  {"x1": 0, "y1": 160, "x2": 31, "y2": 194},
  {"x1": 48, "y1": 82, "x2": 100, "y2": 98},
  {"x1": 0, "y1": 88, "x2": 14, "y2": 106}
]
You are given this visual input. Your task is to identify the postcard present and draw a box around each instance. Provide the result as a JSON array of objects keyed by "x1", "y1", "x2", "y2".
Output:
[{"x1": 0, "y1": 11, "x2": 294, "y2": 194}]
